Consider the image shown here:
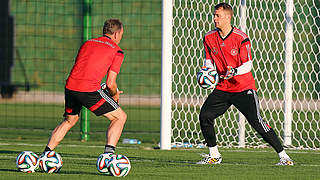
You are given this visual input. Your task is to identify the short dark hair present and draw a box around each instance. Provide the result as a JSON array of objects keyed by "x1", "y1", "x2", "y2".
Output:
[
  {"x1": 214, "y1": 3, "x2": 233, "y2": 16},
  {"x1": 103, "y1": 19, "x2": 123, "y2": 35}
]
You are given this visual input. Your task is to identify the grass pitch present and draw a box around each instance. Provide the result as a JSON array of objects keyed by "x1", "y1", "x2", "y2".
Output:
[
  {"x1": 1, "y1": 139, "x2": 319, "y2": 180},
  {"x1": 1, "y1": 103, "x2": 320, "y2": 179}
]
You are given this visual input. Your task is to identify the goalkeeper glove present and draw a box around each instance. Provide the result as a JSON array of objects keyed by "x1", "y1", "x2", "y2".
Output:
[{"x1": 221, "y1": 66, "x2": 237, "y2": 80}]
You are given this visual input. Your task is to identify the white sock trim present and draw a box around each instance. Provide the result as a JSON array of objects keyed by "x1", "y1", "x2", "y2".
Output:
[
  {"x1": 278, "y1": 150, "x2": 290, "y2": 159},
  {"x1": 209, "y1": 146, "x2": 221, "y2": 158}
]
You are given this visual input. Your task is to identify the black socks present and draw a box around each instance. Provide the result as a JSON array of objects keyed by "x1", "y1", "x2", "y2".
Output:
[
  {"x1": 43, "y1": 146, "x2": 52, "y2": 153},
  {"x1": 104, "y1": 145, "x2": 116, "y2": 153}
]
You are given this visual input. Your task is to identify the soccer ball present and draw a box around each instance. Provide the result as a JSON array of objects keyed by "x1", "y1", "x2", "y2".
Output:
[
  {"x1": 108, "y1": 154, "x2": 131, "y2": 177},
  {"x1": 196, "y1": 67, "x2": 219, "y2": 89},
  {"x1": 16, "y1": 151, "x2": 39, "y2": 173},
  {"x1": 96, "y1": 153, "x2": 113, "y2": 174},
  {"x1": 39, "y1": 151, "x2": 63, "y2": 173}
]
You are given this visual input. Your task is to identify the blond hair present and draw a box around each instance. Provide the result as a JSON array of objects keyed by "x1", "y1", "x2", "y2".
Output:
[{"x1": 214, "y1": 3, "x2": 233, "y2": 17}]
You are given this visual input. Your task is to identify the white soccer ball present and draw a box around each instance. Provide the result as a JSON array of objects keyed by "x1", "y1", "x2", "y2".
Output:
[
  {"x1": 197, "y1": 67, "x2": 219, "y2": 89},
  {"x1": 16, "y1": 151, "x2": 39, "y2": 173},
  {"x1": 39, "y1": 151, "x2": 63, "y2": 173},
  {"x1": 96, "y1": 153, "x2": 113, "y2": 174},
  {"x1": 108, "y1": 154, "x2": 131, "y2": 177}
]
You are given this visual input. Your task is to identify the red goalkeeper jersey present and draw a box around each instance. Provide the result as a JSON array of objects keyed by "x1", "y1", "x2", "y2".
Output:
[
  {"x1": 65, "y1": 36, "x2": 124, "y2": 92},
  {"x1": 203, "y1": 27, "x2": 256, "y2": 92}
]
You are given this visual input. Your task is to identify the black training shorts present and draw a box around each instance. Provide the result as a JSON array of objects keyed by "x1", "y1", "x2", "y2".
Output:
[{"x1": 64, "y1": 88, "x2": 119, "y2": 116}]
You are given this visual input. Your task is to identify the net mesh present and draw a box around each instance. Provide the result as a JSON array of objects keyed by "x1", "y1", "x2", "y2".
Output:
[{"x1": 172, "y1": 0, "x2": 320, "y2": 149}]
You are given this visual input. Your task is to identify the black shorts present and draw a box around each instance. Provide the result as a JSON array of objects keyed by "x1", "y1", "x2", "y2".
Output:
[
  {"x1": 201, "y1": 89, "x2": 271, "y2": 134},
  {"x1": 64, "y1": 88, "x2": 119, "y2": 116}
]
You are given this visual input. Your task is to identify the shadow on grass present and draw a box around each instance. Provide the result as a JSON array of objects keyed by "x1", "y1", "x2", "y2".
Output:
[
  {"x1": 129, "y1": 156, "x2": 196, "y2": 165},
  {"x1": 0, "y1": 168, "x2": 109, "y2": 176},
  {"x1": 0, "y1": 168, "x2": 19, "y2": 172},
  {"x1": 0, "y1": 150, "x2": 22, "y2": 154},
  {"x1": 57, "y1": 170, "x2": 100, "y2": 176}
]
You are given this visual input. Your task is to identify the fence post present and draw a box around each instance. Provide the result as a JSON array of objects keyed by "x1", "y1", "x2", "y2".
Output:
[{"x1": 80, "y1": 0, "x2": 92, "y2": 141}]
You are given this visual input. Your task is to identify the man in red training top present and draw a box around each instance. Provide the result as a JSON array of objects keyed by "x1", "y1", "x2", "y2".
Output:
[
  {"x1": 197, "y1": 3, "x2": 294, "y2": 166},
  {"x1": 43, "y1": 19, "x2": 126, "y2": 154}
]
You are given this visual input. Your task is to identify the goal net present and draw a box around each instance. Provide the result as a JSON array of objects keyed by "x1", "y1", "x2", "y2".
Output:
[{"x1": 170, "y1": 0, "x2": 319, "y2": 149}]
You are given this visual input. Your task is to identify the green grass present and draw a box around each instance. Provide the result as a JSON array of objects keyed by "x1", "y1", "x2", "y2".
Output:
[
  {"x1": 171, "y1": 105, "x2": 320, "y2": 148},
  {"x1": 1, "y1": 103, "x2": 320, "y2": 148},
  {"x1": 1, "y1": 139, "x2": 320, "y2": 179},
  {"x1": 0, "y1": 103, "x2": 160, "y2": 143}
]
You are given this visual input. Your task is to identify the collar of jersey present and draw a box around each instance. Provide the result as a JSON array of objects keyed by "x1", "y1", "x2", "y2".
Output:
[
  {"x1": 103, "y1": 35, "x2": 112, "y2": 39},
  {"x1": 218, "y1": 26, "x2": 234, "y2": 41}
]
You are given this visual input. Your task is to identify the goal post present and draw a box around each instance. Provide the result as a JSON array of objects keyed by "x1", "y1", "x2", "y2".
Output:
[
  {"x1": 160, "y1": 0, "x2": 173, "y2": 150},
  {"x1": 162, "y1": 0, "x2": 320, "y2": 150},
  {"x1": 238, "y1": 0, "x2": 247, "y2": 148},
  {"x1": 283, "y1": 0, "x2": 294, "y2": 146}
]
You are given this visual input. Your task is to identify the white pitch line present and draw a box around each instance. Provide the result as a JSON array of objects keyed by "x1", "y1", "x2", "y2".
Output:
[
  {"x1": 223, "y1": 149, "x2": 320, "y2": 154},
  {"x1": 2, "y1": 155, "x2": 320, "y2": 167},
  {"x1": 1, "y1": 142, "x2": 319, "y2": 154}
]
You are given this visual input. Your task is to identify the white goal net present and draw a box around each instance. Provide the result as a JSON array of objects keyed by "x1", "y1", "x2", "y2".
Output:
[{"x1": 170, "y1": 0, "x2": 319, "y2": 149}]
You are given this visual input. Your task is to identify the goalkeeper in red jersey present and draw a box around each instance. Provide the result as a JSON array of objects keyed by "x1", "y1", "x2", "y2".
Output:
[
  {"x1": 197, "y1": 3, "x2": 294, "y2": 166},
  {"x1": 43, "y1": 19, "x2": 126, "y2": 155}
]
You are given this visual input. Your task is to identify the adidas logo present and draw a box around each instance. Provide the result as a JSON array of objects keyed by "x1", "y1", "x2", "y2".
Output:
[{"x1": 247, "y1": 90, "x2": 253, "y2": 95}]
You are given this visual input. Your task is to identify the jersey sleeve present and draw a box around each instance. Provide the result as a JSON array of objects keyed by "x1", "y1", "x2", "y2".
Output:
[
  {"x1": 110, "y1": 50, "x2": 124, "y2": 74},
  {"x1": 239, "y1": 38, "x2": 252, "y2": 63},
  {"x1": 203, "y1": 36, "x2": 212, "y2": 60}
]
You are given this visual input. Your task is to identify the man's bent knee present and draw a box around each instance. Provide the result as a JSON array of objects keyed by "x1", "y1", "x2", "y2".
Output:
[
  {"x1": 103, "y1": 108, "x2": 127, "y2": 122},
  {"x1": 64, "y1": 115, "x2": 79, "y2": 127}
]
